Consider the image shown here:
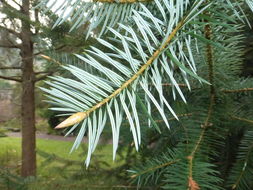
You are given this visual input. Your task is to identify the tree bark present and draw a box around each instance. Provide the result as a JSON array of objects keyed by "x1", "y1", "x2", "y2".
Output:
[{"x1": 20, "y1": 0, "x2": 36, "y2": 177}]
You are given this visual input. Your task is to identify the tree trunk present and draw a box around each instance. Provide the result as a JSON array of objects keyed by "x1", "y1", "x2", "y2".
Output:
[{"x1": 20, "y1": 0, "x2": 36, "y2": 177}]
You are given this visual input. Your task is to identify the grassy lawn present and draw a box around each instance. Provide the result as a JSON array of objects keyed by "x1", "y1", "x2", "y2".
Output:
[{"x1": 0, "y1": 137, "x2": 128, "y2": 189}]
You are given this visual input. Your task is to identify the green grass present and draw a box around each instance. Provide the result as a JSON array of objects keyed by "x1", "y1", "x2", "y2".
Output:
[
  {"x1": 0, "y1": 137, "x2": 128, "y2": 189},
  {"x1": 0, "y1": 137, "x2": 123, "y2": 170}
]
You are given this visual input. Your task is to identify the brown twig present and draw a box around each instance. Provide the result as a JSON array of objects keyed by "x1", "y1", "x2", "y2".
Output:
[
  {"x1": 0, "y1": 66, "x2": 21, "y2": 70},
  {"x1": 222, "y1": 88, "x2": 253, "y2": 93},
  {"x1": 39, "y1": 54, "x2": 62, "y2": 66},
  {"x1": 149, "y1": 83, "x2": 187, "y2": 87},
  {"x1": 0, "y1": 75, "x2": 22, "y2": 82},
  {"x1": 35, "y1": 71, "x2": 55, "y2": 82},
  {"x1": 0, "y1": 43, "x2": 21, "y2": 49},
  {"x1": 34, "y1": 71, "x2": 53, "y2": 75},
  {"x1": 231, "y1": 116, "x2": 253, "y2": 125}
]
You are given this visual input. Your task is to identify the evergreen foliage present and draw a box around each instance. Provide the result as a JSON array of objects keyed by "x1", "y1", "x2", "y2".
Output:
[{"x1": 38, "y1": 0, "x2": 253, "y2": 189}]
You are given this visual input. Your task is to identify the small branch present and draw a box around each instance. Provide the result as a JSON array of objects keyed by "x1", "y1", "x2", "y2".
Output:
[
  {"x1": 33, "y1": 45, "x2": 67, "y2": 56},
  {"x1": 149, "y1": 83, "x2": 187, "y2": 87},
  {"x1": 231, "y1": 116, "x2": 253, "y2": 125},
  {"x1": 153, "y1": 113, "x2": 194, "y2": 123},
  {"x1": 0, "y1": 44, "x2": 21, "y2": 49},
  {"x1": 163, "y1": 83, "x2": 187, "y2": 87},
  {"x1": 231, "y1": 143, "x2": 253, "y2": 189},
  {"x1": 130, "y1": 159, "x2": 180, "y2": 179},
  {"x1": 188, "y1": 95, "x2": 215, "y2": 159},
  {"x1": 35, "y1": 72, "x2": 55, "y2": 82},
  {"x1": 34, "y1": 71, "x2": 52, "y2": 75},
  {"x1": 0, "y1": 66, "x2": 21, "y2": 70},
  {"x1": 39, "y1": 54, "x2": 62, "y2": 65},
  {"x1": 170, "y1": 113, "x2": 193, "y2": 121},
  {"x1": 222, "y1": 88, "x2": 253, "y2": 93},
  {"x1": 0, "y1": 75, "x2": 21, "y2": 82},
  {"x1": 10, "y1": 0, "x2": 22, "y2": 9}
]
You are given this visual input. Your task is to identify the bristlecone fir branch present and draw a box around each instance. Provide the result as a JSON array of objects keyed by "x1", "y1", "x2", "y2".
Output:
[{"x1": 55, "y1": 19, "x2": 186, "y2": 129}]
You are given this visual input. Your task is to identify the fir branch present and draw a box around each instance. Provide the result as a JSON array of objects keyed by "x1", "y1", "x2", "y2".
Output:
[
  {"x1": 35, "y1": 71, "x2": 55, "y2": 82},
  {"x1": 231, "y1": 142, "x2": 253, "y2": 189},
  {"x1": 39, "y1": 54, "x2": 62, "y2": 66},
  {"x1": 149, "y1": 83, "x2": 187, "y2": 87},
  {"x1": 33, "y1": 45, "x2": 67, "y2": 56},
  {"x1": 188, "y1": 99, "x2": 214, "y2": 157},
  {"x1": 0, "y1": 43, "x2": 21, "y2": 49},
  {"x1": 205, "y1": 24, "x2": 215, "y2": 96},
  {"x1": 169, "y1": 113, "x2": 193, "y2": 121},
  {"x1": 187, "y1": 21, "x2": 215, "y2": 189},
  {"x1": 55, "y1": 18, "x2": 186, "y2": 129},
  {"x1": 0, "y1": 75, "x2": 22, "y2": 82},
  {"x1": 155, "y1": 113, "x2": 194, "y2": 123},
  {"x1": 231, "y1": 116, "x2": 253, "y2": 125},
  {"x1": 0, "y1": 66, "x2": 21, "y2": 70},
  {"x1": 187, "y1": 94, "x2": 215, "y2": 189},
  {"x1": 222, "y1": 88, "x2": 253, "y2": 93},
  {"x1": 191, "y1": 21, "x2": 216, "y2": 152},
  {"x1": 35, "y1": 71, "x2": 52, "y2": 75},
  {"x1": 130, "y1": 159, "x2": 180, "y2": 179}
]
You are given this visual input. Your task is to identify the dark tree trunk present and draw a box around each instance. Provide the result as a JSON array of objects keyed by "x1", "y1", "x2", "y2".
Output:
[{"x1": 20, "y1": 0, "x2": 36, "y2": 177}]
